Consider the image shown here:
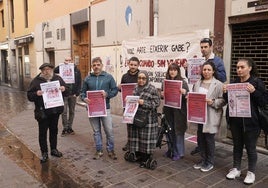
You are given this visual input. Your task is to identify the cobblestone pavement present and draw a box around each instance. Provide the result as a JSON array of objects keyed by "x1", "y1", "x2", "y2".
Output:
[{"x1": 1, "y1": 86, "x2": 268, "y2": 187}]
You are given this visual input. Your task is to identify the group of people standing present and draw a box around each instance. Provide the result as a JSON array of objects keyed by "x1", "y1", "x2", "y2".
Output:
[{"x1": 27, "y1": 37, "x2": 267, "y2": 185}]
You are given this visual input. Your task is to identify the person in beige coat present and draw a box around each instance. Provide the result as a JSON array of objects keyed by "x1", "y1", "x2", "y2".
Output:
[{"x1": 192, "y1": 60, "x2": 226, "y2": 172}]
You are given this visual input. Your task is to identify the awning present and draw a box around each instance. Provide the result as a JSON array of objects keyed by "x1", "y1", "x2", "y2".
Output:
[{"x1": 14, "y1": 33, "x2": 34, "y2": 45}]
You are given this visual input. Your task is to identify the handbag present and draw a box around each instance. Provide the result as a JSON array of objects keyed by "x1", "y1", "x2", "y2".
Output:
[
  {"x1": 34, "y1": 107, "x2": 47, "y2": 121},
  {"x1": 133, "y1": 108, "x2": 148, "y2": 128}
]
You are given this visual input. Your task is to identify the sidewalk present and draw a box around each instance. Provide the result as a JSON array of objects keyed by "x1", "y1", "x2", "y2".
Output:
[{"x1": 6, "y1": 104, "x2": 268, "y2": 187}]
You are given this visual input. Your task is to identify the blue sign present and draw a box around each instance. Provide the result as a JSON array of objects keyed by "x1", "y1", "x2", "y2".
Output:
[{"x1": 125, "y1": 6, "x2": 132, "y2": 26}]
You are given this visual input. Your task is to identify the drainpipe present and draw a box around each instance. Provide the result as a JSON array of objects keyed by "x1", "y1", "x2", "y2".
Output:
[
  {"x1": 6, "y1": 0, "x2": 11, "y2": 40},
  {"x1": 153, "y1": 0, "x2": 159, "y2": 36}
]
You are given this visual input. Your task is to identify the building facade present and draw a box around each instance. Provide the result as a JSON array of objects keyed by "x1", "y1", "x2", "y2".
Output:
[{"x1": 0, "y1": 1, "x2": 267, "y2": 144}]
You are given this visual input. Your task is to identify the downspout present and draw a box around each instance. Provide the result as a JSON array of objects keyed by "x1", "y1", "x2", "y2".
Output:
[
  {"x1": 6, "y1": 0, "x2": 11, "y2": 86},
  {"x1": 6, "y1": 0, "x2": 11, "y2": 40},
  {"x1": 153, "y1": 0, "x2": 159, "y2": 36}
]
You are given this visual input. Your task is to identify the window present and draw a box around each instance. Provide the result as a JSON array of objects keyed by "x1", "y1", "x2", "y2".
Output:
[
  {"x1": 56, "y1": 28, "x2": 65, "y2": 41},
  {"x1": 24, "y1": 0, "x2": 28, "y2": 28},
  {"x1": 24, "y1": 45, "x2": 29, "y2": 55},
  {"x1": 1, "y1": 10, "x2": 4, "y2": 27},
  {"x1": 60, "y1": 28, "x2": 65, "y2": 41},
  {"x1": 97, "y1": 20, "x2": 105, "y2": 37},
  {"x1": 10, "y1": 0, "x2": 14, "y2": 32},
  {"x1": 45, "y1": 31, "x2": 52, "y2": 38}
]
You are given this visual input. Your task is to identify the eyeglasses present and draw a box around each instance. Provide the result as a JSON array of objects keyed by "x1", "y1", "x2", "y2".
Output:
[
  {"x1": 65, "y1": 59, "x2": 71, "y2": 61},
  {"x1": 138, "y1": 77, "x2": 147, "y2": 80}
]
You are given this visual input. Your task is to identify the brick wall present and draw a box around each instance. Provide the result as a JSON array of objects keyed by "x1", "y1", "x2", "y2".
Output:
[{"x1": 231, "y1": 20, "x2": 268, "y2": 89}]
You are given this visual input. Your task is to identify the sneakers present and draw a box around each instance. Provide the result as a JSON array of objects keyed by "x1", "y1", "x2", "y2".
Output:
[
  {"x1": 244, "y1": 171, "x2": 255, "y2": 185},
  {"x1": 194, "y1": 161, "x2": 213, "y2": 172},
  {"x1": 40, "y1": 152, "x2": 48, "y2": 163},
  {"x1": 67, "y1": 128, "x2": 75, "y2": 135},
  {"x1": 108, "y1": 150, "x2": 118, "y2": 160},
  {"x1": 200, "y1": 163, "x2": 214, "y2": 172},
  {"x1": 61, "y1": 129, "x2": 68, "y2": 137},
  {"x1": 51, "y1": 149, "x2": 63, "y2": 157},
  {"x1": 226, "y1": 169, "x2": 255, "y2": 185},
  {"x1": 226, "y1": 168, "x2": 241, "y2": 180},
  {"x1": 193, "y1": 161, "x2": 204, "y2": 169},
  {"x1": 93, "y1": 150, "x2": 103, "y2": 160}
]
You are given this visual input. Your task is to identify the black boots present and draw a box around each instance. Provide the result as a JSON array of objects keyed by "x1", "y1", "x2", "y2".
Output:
[
  {"x1": 40, "y1": 149, "x2": 62, "y2": 163},
  {"x1": 51, "y1": 149, "x2": 63, "y2": 157},
  {"x1": 40, "y1": 152, "x2": 48, "y2": 163}
]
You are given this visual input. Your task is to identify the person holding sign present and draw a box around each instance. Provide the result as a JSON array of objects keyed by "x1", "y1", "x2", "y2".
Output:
[
  {"x1": 118, "y1": 56, "x2": 140, "y2": 151},
  {"x1": 128, "y1": 70, "x2": 160, "y2": 168},
  {"x1": 27, "y1": 63, "x2": 68, "y2": 163},
  {"x1": 54, "y1": 57, "x2": 81, "y2": 136},
  {"x1": 223, "y1": 58, "x2": 267, "y2": 185},
  {"x1": 192, "y1": 60, "x2": 226, "y2": 172},
  {"x1": 81, "y1": 57, "x2": 118, "y2": 160},
  {"x1": 190, "y1": 37, "x2": 227, "y2": 156},
  {"x1": 161, "y1": 63, "x2": 189, "y2": 161}
]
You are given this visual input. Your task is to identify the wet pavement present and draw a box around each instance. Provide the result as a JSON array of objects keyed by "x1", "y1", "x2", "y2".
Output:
[
  {"x1": 1, "y1": 85, "x2": 268, "y2": 187},
  {"x1": 0, "y1": 86, "x2": 78, "y2": 187}
]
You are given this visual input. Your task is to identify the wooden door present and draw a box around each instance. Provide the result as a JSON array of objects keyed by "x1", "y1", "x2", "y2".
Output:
[{"x1": 73, "y1": 24, "x2": 89, "y2": 80}]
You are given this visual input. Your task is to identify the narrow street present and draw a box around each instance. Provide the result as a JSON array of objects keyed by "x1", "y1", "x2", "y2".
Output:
[{"x1": 1, "y1": 85, "x2": 268, "y2": 187}]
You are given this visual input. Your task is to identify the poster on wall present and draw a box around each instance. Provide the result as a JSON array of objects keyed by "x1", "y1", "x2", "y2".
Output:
[
  {"x1": 121, "y1": 29, "x2": 209, "y2": 88},
  {"x1": 91, "y1": 46, "x2": 120, "y2": 82}
]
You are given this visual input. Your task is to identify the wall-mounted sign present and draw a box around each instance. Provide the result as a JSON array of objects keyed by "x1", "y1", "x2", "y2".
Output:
[{"x1": 125, "y1": 6, "x2": 132, "y2": 26}]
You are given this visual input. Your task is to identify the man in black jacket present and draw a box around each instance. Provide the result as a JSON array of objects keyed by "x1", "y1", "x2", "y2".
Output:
[
  {"x1": 54, "y1": 57, "x2": 81, "y2": 136},
  {"x1": 118, "y1": 56, "x2": 140, "y2": 151},
  {"x1": 27, "y1": 63, "x2": 68, "y2": 163}
]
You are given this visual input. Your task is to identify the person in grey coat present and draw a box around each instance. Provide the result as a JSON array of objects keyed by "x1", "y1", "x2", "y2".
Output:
[{"x1": 192, "y1": 60, "x2": 226, "y2": 172}]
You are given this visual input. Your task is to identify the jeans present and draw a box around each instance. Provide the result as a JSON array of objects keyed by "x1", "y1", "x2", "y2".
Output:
[
  {"x1": 62, "y1": 96, "x2": 77, "y2": 130},
  {"x1": 89, "y1": 109, "x2": 114, "y2": 152},
  {"x1": 38, "y1": 114, "x2": 60, "y2": 153},
  {"x1": 230, "y1": 124, "x2": 260, "y2": 172},
  {"x1": 175, "y1": 134, "x2": 185, "y2": 157},
  {"x1": 197, "y1": 124, "x2": 215, "y2": 165}
]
